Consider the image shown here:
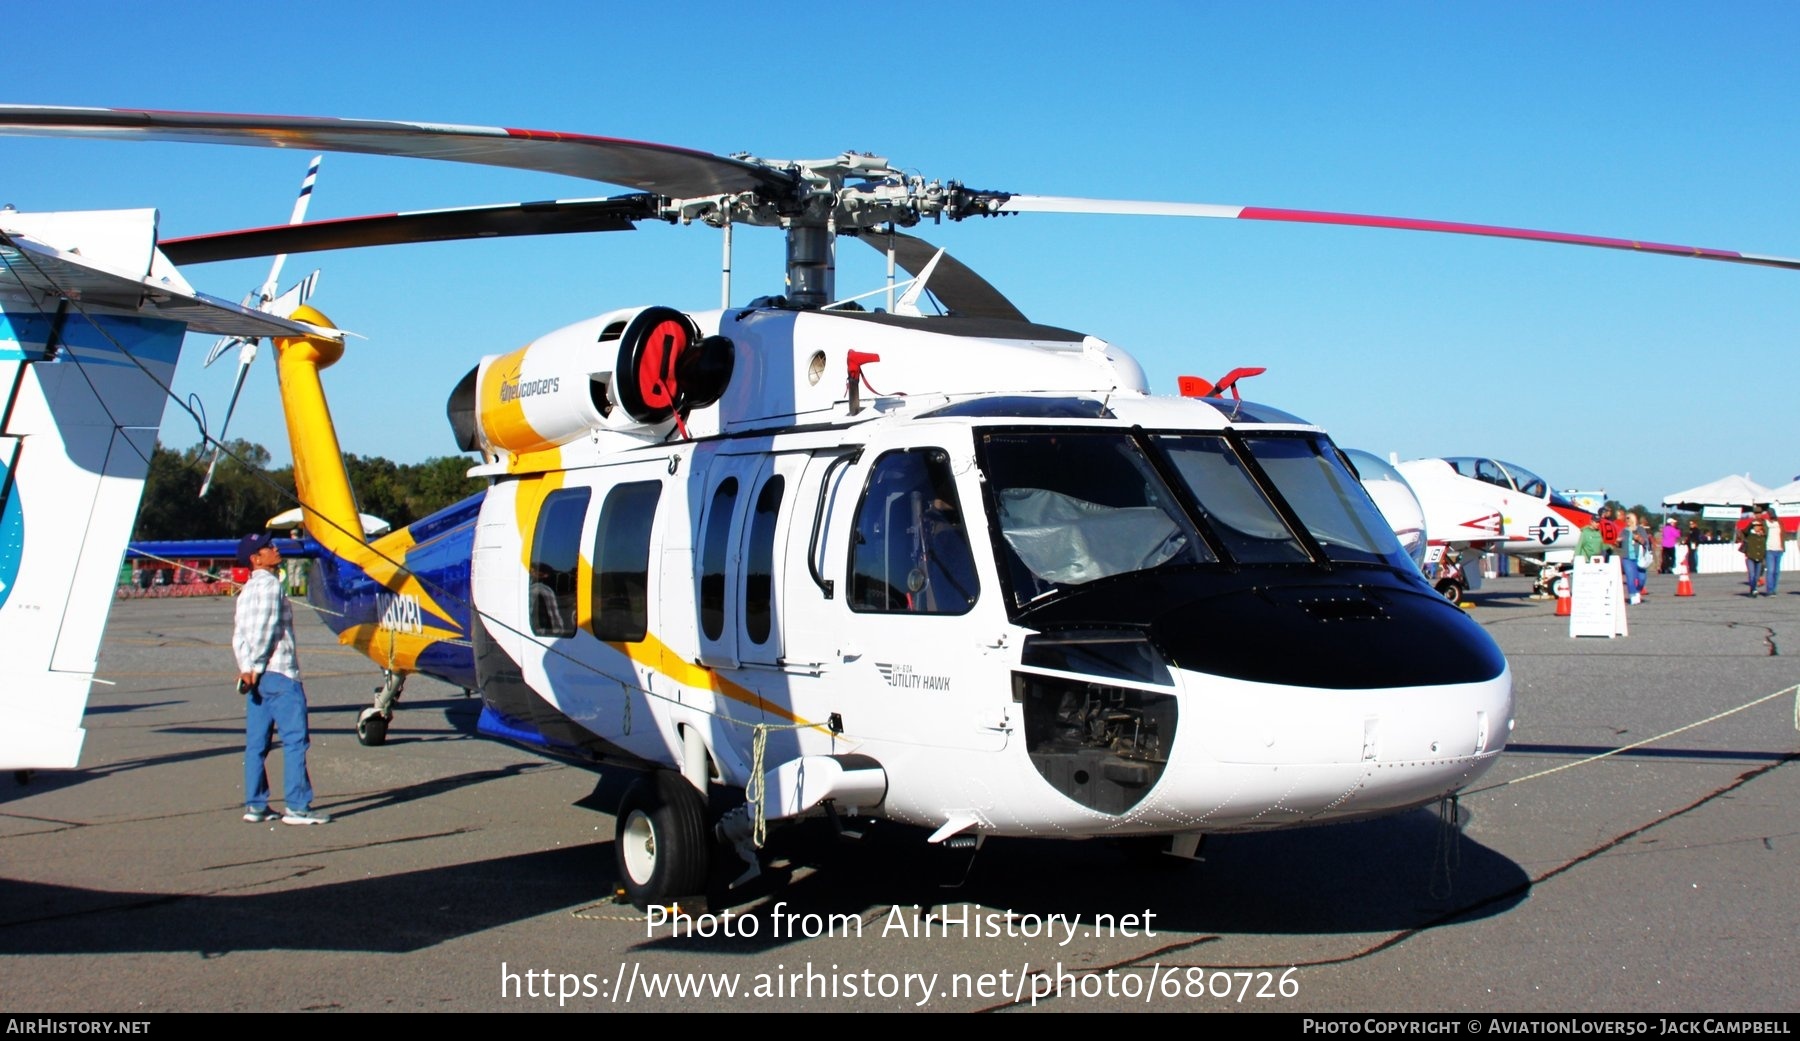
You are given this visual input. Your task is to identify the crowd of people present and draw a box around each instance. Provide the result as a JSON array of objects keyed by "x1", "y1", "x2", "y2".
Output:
[{"x1": 1575, "y1": 505, "x2": 1786, "y2": 601}]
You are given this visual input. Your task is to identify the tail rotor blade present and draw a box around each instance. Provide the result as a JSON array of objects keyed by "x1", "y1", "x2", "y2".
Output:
[
  {"x1": 259, "y1": 155, "x2": 322, "y2": 303},
  {"x1": 199, "y1": 344, "x2": 256, "y2": 498},
  {"x1": 202, "y1": 334, "x2": 246, "y2": 369},
  {"x1": 269, "y1": 269, "x2": 321, "y2": 317}
]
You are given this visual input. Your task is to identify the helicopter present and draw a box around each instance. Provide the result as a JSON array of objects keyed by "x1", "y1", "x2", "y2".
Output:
[{"x1": 2, "y1": 106, "x2": 1794, "y2": 908}]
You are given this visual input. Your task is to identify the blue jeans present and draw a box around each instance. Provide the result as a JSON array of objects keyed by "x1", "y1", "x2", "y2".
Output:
[
  {"x1": 1767, "y1": 551, "x2": 1784, "y2": 595},
  {"x1": 245, "y1": 671, "x2": 314, "y2": 812},
  {"x1": 1746, "y1": 558, "x2": 1766, "y2": 595}
]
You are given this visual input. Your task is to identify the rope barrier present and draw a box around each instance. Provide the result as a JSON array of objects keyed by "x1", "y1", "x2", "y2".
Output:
[{"x1": 1466, "y1": 682, "x2": 1800, "y2": 796}]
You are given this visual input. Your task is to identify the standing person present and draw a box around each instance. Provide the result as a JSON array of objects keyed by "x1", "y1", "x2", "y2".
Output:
[
  {"x1": 285, "y1": 528, "x2": 310, "y2": 597},
  {"x1": 1738, "y1": 515, "x2": 1768, "y2": 598},
  {"x1": 1621, "y1": 513, "x2": 1649, "y2": 604},
  {"x1": 233, "y1": 531, "x2": 330, "y2": 825},
  {"x1": 1598, "y1": 507, "x2": 1621, "y2": 561},
  {"x1": 1761, "y1": 507, "x2": 1784, "y2": 596},
  {"x1": 1575, "y1": 512, "x2": 1604, "y2": 560},
  {"x1": 1684, "y1": 519, "x2": 1702, "y2": 575},
  {"x1": 1659, "y1": 517, "x2": 1679, "y2": 574}
]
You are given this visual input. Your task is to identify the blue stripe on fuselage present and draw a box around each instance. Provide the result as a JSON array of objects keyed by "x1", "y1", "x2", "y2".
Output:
[{"x1": 306, "y1": 492, "x2": 482, "y2": 690}]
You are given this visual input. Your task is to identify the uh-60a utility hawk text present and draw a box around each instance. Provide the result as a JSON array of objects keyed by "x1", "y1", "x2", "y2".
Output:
[{"x1": 2, "y1": 106, "x2": 1794, "y2": 908}]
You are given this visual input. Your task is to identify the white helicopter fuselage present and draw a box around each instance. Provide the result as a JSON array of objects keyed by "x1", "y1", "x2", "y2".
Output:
[{"x1": 461, "y1": 304, "x2": 1513, "y2": 840}]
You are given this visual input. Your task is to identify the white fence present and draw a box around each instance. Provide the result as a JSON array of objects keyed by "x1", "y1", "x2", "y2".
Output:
[{"x1": 1692, "y1": 539, "x2": 1793, "y2": 576}]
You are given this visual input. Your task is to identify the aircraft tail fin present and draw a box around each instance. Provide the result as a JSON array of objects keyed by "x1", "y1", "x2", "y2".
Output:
[{"x1": 0, "y1": 209, "x2": 333, "y2": 769}]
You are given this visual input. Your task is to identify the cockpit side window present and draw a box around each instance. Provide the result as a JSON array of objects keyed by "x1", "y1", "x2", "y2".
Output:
[
  {"x1": 847, "y1": 449, "x2": 979, "y2": 615},
  {"x1": 1153, "y1": 436, "x2": 1308, "y2": 564},
  {"x1": 529, "y1": 487, "x2": 590, "y2": 638},
  {"x1": 1238, "y1": 435, "x2": 1411, "y2": 568}
]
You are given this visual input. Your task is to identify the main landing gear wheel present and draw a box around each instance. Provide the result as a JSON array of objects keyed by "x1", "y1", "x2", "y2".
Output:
[
  {"x1": 1435, "y1": 579, "x2": 1465, "y2": 602},
  {"x1": 615, "y1": 770, "x2": 711, "y2": 909}
]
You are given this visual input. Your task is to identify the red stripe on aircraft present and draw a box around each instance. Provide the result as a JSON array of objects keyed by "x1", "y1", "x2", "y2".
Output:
[
  {"x1": 1237, "y1": 207, "x2": 1748, "y2": 263},
  {"x1": 501, "y1": 126, "x2": 724, "y2": 160}
]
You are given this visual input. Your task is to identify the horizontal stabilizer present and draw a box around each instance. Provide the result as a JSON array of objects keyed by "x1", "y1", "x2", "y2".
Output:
[{"x1": 1, "y1": 211, "x2": 341, "y2": 340}]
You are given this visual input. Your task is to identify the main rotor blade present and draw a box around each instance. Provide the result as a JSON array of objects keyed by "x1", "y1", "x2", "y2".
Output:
[
  {"x1": 160, "y1": 196, "x2": 658, "y2": 264},
  {"x1": 0, "y1": 106, "x2": 793, "y2": 197},
  {"x1": 857, "y1": 231, "x2": 1029, "y2": 322},
  {"x1": 990, "y1": 195, "x2": 1800, "y2": 272}
]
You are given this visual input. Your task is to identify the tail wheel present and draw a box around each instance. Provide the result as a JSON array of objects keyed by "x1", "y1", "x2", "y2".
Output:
[
  {"x1": 615, "y1": 771, "x2": 711, "y2": 909},
  {"x1": 356, "y1": 708, "x2": 389, "y2": 746}
]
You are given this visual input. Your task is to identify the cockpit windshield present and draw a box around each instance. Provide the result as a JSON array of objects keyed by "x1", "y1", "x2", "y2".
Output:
[
  {"x1": 1497, "y1": 460, "x2": 1547, "y2": 499},
  {"x1": 977, "y1": 429, "x2": 1413, "y2": 607}
]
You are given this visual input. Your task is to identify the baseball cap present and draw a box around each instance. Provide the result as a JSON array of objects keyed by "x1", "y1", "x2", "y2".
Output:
[{"x1": 236, "y1": 531, "x2": 276, "y2": 565}]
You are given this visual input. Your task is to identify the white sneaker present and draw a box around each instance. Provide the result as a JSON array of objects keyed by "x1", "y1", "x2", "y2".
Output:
[{"x1": 282, "y1": 808, "x2": 332, "y2": 825}]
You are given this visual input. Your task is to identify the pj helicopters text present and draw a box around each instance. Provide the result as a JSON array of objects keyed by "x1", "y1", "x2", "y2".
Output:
[{"x1": 0, "y1": 106, "x2": 1792, "y2": 908}]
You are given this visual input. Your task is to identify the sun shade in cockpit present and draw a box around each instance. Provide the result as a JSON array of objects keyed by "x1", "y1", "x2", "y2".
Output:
[{"x1": 997, "y1": 488, "x2": 1189, "y2": 585}]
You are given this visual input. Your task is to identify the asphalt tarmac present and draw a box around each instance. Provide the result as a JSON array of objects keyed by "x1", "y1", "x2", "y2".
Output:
[{"x1": 2, "y1": 573, "x2": 1794, "y2": 1013}]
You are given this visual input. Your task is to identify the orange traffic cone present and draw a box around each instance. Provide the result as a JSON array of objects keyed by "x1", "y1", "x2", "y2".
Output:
[
  {"x1": 1554, "y1": 573, "x2": 1573, "y2": 616},
  {"x1": 1676, "y1": 565, "x2": 1694, "y2": 597}
]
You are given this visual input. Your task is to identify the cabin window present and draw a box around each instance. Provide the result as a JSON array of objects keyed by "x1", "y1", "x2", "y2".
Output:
[
  {"x1": 744, "y1": 475, "x2": 784, "y2": 645},
  {"x1": 529, "y1": 488, "x2": 591, "y2": 638},
  {"x1": 700, "y1": 477, "x2": 739, "y2": 640},
  {"x1": 848, "y1": 449, "x2": 978, "y2": 615},
  {"x1": 591, "y1": 480, "x2": 661, "y2": 642}
]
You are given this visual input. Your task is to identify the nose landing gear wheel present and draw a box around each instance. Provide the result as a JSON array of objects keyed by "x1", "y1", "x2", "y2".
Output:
[{"x1": 615, "y1": 770, "x2": 711, "y2": 909}]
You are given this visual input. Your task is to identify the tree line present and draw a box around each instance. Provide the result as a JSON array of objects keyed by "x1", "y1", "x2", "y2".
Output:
[{"x1": 133, "y1": 439, "x2": 481, "y2": 541}]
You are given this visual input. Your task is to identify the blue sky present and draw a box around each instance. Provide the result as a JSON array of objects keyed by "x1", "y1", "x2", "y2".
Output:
[{"x1": 4, "y1": 2, "x2": 1797, "y2": 508}]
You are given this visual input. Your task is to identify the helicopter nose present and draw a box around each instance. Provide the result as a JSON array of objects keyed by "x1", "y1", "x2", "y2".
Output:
[
  {"x1": 1150, "y1": 581, "x2": 1506, "y2": 691},
  {"x1": 1147, "y1": 582, "x2": 1513, "y2": 828},
  {"x1": 1157, "y1": 663, "x2": 1513, "y2": 829}
]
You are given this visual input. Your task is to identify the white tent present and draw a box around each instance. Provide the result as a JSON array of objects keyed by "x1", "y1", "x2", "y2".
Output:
[
  {"x1": 1760, "y1": 478, "x2": 1800, "y2": 506},
  {"x1": 264, "y1": 507, "x2": 392, "y2": 538},
  {"x1": 1661, "y1": 474, "x2": 1773, "y2": 509}
]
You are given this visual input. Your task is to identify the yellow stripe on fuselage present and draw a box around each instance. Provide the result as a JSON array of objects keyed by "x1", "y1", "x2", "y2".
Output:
[
  {"x1": 605, "y1": 629, "x2": 822, "y2": 731},
  {"x1": 513, "y1": 468, "x2": 567, "y2": 573},
  {"x1": 338, "y1": 622, "x2": 469, "y2": 673},
  {"x1": 479, "y1": 346, "x2": 558, "y2": 455}
]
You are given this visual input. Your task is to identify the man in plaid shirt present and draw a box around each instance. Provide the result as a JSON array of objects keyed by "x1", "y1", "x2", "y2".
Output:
[{"x1": 233, "y1": 531, "x2": 329, "y2": 825}]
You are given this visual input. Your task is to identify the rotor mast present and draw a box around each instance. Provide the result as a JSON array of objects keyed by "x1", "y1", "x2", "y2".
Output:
[{"x1": 677, "y1": 151, "x2": 1013, "y2": 311}]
